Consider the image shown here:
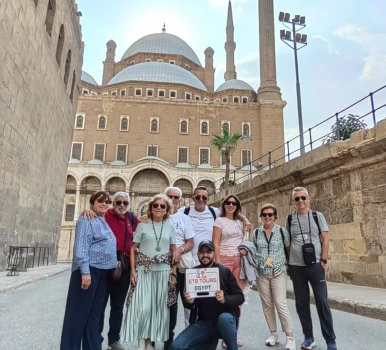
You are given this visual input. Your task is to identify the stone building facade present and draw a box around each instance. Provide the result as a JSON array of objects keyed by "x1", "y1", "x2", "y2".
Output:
[
  {"x1": 59, "y1": 0, "x2": 286, "y2": 260},
  {"x1": 211, "y1": 120, "x2": 386, "y2": 288},
  {"x1": 0, "y1": 0, "x2": 83, "y2": 270}
]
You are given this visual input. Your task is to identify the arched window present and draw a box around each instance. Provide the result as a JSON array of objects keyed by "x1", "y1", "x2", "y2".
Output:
[
  {"x1": 76, "y1": 115, "x2": 83, "y2": 128},
  {"x1": 201, "y1": 121, "x2": 208, "y2": 135},
  {"x1": 180, "y1": 120, "x2": 187, "y2": 133},
  {"x1": 45, "y1": 0, "x2": 56, "y2": 37},
  {"x1": 70, "y1": 71, "x2": 76, "y2": 102},
  {"x1": 121, "y1": 118, "x2": 128, "y2": 131},
  {"x1": 243, "y1": 124, "x2": 250, "y2": 137},
  {"x1": 151, "y1": 119, "x2": 158, "y2": 132},
  {"x1": 99, "y1": 116, "x2": 106, "y2": 129},
  {"x1": 64, "y1": 50, "x2": 71, "y2": 87},
  {"x1": 56, "y1": 24, "x2": 65, "y2": 66},
  {"x1": 223, "y1": 123, "x2": 229, "y2": 132}
]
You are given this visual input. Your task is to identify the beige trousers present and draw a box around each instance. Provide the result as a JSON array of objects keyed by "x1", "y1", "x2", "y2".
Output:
[{"x1": 257, "y1": 272, "x2": 293, "y2": 333}]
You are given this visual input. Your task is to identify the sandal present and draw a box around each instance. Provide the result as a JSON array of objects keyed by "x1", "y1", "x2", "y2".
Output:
[
  {"x1": 237, "y1": 340, "x2": 243, "y2": 347},
  {"x1": 222, "y1": 341, "x2": 227, "y2": 349}
]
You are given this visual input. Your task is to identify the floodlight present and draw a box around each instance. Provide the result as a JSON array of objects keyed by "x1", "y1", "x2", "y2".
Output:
[
  {"x1": 285, "y1": 31, "x2": 291, "y2": 40},
  {"x1": 294, "y1": 15, "x2": 300, "y2": 23},
  {"x1": 300, "y1": 34, "x2": 308, "y2": 43},
  {"x1": 300, "y1": 16, "x2": 306, "y2": 25},
  {"x1": 280, "y1": 29, "x2": 286, "y2": 39},
  {"x1": 295, "y1": 33, "x2": 301, "y2": 42},
  {"x1": 279, "y1": 12, "x2": 284, "y2": 21},
  {"x1": 284, "y1": 13, "x2": 290, "y2": 22}
]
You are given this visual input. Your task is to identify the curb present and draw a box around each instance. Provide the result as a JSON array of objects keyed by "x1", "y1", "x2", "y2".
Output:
[
  {"x1": 252, "y1": 284, "x2": 386, "y2": 321},
  {"x1": 0, "y1": 266, "x2": 71, "y2": 294}
]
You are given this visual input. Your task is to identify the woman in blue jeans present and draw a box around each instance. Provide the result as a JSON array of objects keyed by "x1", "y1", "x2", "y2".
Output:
[{"x1": 60, "y1": 191, "x2": 117, "y2": 350}]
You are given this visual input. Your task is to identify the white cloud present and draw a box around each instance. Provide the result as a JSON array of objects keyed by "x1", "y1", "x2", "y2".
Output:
[
  {"x1": 215, "y1": 51, "x2": 258, "y2": 77},
  {"x1": 209, "y1": 0, "x2": 248, "y2": 19},
  {"x1": 333, "y1": 24, "x2": 386, "y2": 81}
]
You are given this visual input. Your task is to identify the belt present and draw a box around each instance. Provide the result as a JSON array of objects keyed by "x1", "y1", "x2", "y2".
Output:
[{"x1": 220, "y1": 253, "x2": 240, "y2": 257}]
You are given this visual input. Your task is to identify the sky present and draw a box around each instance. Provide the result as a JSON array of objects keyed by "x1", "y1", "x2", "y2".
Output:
[{"x1": 77, "y1": 0, "x2": 386, "y2": 152}]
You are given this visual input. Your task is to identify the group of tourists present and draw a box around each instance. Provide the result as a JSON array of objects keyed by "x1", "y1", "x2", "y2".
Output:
[{"x1": 59, "y1": 185, "x2": 338, "y2": 350}]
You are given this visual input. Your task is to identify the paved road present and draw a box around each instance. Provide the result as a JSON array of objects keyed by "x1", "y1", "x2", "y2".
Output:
[{"x1": 0, "y1": 272, "x2": 385, "y2": 350}]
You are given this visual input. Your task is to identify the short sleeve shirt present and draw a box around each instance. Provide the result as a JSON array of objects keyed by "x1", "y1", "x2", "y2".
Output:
[
  {"x1": 253, "y1": 224, "x2": 290, "y2": 275},
  {"x1": 133, "y1": 220, "x2": 176, "y2": 271},
  {"x1": 168, "y1": 211, "x2": 195, "y2": 247},
  {"x1": 286, "y1": 210, "x2": 328, "y2": 266},
  {"x1": 213, "y1": 217, "x2": 244, "y2": 255}
]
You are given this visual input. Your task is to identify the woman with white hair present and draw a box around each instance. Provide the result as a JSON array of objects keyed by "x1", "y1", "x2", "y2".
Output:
[{"x1": 121, "y1": 194, "x2": 177, "y2": 350}]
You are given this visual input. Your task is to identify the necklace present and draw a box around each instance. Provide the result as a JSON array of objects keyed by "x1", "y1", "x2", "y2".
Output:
[{"x1": 151, "y1": 220, "x2": 164, "y2": 252}]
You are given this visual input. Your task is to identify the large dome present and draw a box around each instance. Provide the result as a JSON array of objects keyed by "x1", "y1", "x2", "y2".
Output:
[
  {"x1": 216, "y1": 79, "x2": 255, "y2": 93},
  {"x1": 107, "y1": 62, "x2": 207, "y2": 91},
  {"x1": 122, "y1": 33, "x2": 202, "y2": 67},
  {"x1": 81, "y1": 71, "x2": 98, "y2": 85}
]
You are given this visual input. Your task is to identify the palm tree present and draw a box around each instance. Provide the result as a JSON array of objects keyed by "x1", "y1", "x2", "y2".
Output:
[
  {"x1": 212, "y1": 125, "x2": 242, "y2": 191},
  {"x1": 322, "y1": 114, "x2": 367, "y2": 144}
]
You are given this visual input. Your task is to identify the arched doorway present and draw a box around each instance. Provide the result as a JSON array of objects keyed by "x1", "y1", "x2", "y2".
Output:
[
  {"x1": 65, "y1": 175, "x2": 76, "y2": 194},
  {"x1": 173, "y1": 178, "x2": 193, "y2": 206},
  {"x1": 80, "y1": 176, "x2": 102, "y2": 210},
  {"x1": 197, "y1": 180, "x2": 216, "y2": 196},
  {"x1": 106, "y1": 177, "x2": 126, "y2": 195},
  {"x1": 130, "y1": 169, "x2": 169, "y2": 213}
]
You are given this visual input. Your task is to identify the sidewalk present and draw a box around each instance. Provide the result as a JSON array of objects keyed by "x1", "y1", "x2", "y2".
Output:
[
  {"x1": 253, "y1": 279, "x2": 386, "y2": 321},
  {"x1": 0, "y1": 263, "x2": 71, "y2": 294}
]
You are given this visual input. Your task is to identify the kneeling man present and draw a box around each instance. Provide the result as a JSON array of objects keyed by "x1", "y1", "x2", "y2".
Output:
[{"x1": 170, "y1": 240, "x2": 244, "y2": 350}]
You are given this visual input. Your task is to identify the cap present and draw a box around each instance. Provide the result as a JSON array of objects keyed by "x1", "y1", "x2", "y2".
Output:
[{"x1": 198, "y1": 239, "x2": 214, "y2": 251}]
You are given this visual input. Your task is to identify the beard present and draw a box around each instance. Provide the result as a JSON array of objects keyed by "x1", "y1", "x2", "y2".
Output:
[{"x1": 199, "y1": 259, "x2": 214, "y2": 268}]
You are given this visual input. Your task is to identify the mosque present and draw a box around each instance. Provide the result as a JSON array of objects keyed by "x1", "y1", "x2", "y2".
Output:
[{"x1": 59, "y1": 0, "x2": 285, "y2": 258}]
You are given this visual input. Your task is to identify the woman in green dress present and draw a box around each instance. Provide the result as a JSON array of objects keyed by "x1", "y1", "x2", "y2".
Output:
[{"x1": 121, "y1": 194, "x2": 177, "y2": 350}]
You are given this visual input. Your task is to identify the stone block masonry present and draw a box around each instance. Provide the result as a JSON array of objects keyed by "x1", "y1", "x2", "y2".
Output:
[
  {"x1": 0, "y1": 0, "x2": 83, "y2": 271},
  {"x1": 211, "y1": 120, "x2": 386, "y2": 288}
]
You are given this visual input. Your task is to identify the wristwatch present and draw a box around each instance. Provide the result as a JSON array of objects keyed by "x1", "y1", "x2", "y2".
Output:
[{"x1": 321, "y1": 259, "x2": 327, "y2": 264}]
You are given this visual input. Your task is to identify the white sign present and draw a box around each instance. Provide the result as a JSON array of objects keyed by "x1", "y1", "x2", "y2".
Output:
[{"x1": 185, "y1": 267, "x2": 220, "y2": 298}]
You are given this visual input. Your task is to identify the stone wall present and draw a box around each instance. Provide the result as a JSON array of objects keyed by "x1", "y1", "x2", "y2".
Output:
[
  {"x1": 0, "y1": 0, "x2": 83, "y2": 271},
  {"x1": 210, "y1": 120, "x2": 386, "y2": 288}
]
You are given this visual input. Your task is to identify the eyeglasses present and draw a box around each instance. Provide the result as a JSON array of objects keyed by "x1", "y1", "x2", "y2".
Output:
[
  {"x1": 261, "y1": 213, "x2": 274, "y2": 217},
  {"x1": 115, "y1": 201, "x2": 129, "y2": 206},
  {"x1": 97, "y1": 198, "x2": 112, "y2": 205},
  {"x1": 294, "y1": 196, "x2": 307, "y2": 202},
  {"x1": 194, "y1": 195, "x2": 208, "y2": 201},
  {"x1": 167, "y1": 195, "x2": 180, "y2": 200},
  {"x1": 152, "y1": 203, "x2": 166, "y2": 209},
  {"x1": 225, "y1": 201, "x2": 238, "y2": 206}
]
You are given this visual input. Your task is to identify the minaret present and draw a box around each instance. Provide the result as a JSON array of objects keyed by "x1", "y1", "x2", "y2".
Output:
[
  {"x1": 102, "y1": 40, "x2": 116, "y2": 86},
  {"x1": 257, "y1": 0, "x2": 281, "y2": 100},
  {"x1": 224, "y1": 0, "x2": 237, "y2": 81}
]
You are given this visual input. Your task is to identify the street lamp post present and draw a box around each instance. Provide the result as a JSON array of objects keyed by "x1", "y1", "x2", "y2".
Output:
[{"x1": 279, "y1": 12, "x2": 308, "y2": 155}]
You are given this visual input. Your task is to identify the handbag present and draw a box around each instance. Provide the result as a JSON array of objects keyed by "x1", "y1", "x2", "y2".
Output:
[
  {"x1": 109, "y1": 261, "x2": 122, "y2": 281},
  {"x1": 177, "y1": 251, "x2": 194, "y2": 273},
  {"x1": 167, "y1": 272, "x2": 178, "y2": 307}
]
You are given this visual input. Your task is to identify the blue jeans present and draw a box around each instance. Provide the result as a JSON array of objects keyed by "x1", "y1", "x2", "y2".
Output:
[{"x1": 170, "y1": 313, "x2": 237, "y2": 350}]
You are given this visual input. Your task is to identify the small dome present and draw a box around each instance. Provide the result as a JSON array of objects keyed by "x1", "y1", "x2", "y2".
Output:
[
  {"x1": 219, "y1": 164, "x2": 236, "y2": 170},
  {"x1": 107, "y1": 62, "x2": 207, "y2": 91},
  {"x1": 69, "y1": 158, "x2": 81, "y2": 164},
  {"x1": 215, "y1": 79, "x2": 254, "y2": 93},
  {"x1": 197, "y1": 164, "x2": 213, "y2": 169},
  {"x1": 87, "y1": 159, "x2": 104, "y2": 165},
  {"x1": 81, "y1": 71, "x2": 98, "y2": 85},
  {"x1": 111, "y1": 160, "x2": 127, "y2": 166},
  {"x1": 122, "y1": 33, "x2": 202, "y2": 66},
  {"x1": 240, "y1": 165, "x2": 257, "y2": 171},
  {"x1": 175, "y1": 163, "x2": 192, "y2": 168}
]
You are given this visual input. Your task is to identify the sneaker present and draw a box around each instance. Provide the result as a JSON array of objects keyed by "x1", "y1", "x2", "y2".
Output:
[
  {"x1": 265, "y1": 333, "x2": 279, "y2": 346},
  {"x1": 327, "y1": 344, "x2": 337, "y2": 350},
  {"x1": 300, "y1": 338, "x2": 316, "y2": 349},
  {"x1": 286, "y1": 337, "x2": 296, "y2": 350},
  {"x1": 108, "y1": 341, "x2": 125, "y2": 350}
]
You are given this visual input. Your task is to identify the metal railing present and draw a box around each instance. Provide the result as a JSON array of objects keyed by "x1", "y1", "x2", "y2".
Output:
[
  {"x1": 213, "y1": 85, "x2": 386, "y2": 189},
  {"x1": 6, "y1": 246, "x2": 51, "y2": 275}
]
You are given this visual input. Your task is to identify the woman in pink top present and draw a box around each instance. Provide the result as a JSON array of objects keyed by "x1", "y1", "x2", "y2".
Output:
[{"x1": 213, "y1": 194, "x2": 247, "y2": 348}]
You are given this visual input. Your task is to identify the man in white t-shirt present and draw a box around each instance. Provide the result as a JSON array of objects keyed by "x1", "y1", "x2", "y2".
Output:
[
  {"x1": 164, "y1": 186, "x2": 195, "y2": 350},
  {"x1": 179, "y1": 186, "x2": 252, "y2": 264}
]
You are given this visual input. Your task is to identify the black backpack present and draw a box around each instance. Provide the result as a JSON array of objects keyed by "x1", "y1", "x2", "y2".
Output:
[{"x1": 184, "y1": 206, "x2": 217, "y2": 220}]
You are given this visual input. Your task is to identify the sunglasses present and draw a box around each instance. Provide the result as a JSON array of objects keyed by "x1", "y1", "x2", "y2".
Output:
[
  {"x1": 167, "y1": 195, "x2": 180, "y2": 200},
  {"x1": 115, "y1": 201, "x2": 129, "y2": 206},
  {"x1": 152, "y1": 203, "x2": 166, "y2": 209},
  {"x1": 225, "y1": 201, "x2": 238, "y2": 206},
  {"x1": 261, "y1": 213, "x2": 274, "y2": 217},
  {"x1": 194, "y1": 195, "x2": 208, "y2": 201},
  {"x1": 294, "y1": 196, "x2": 307, "y2": 202},
  {"x1": 97, "y1": 198, "x2": 112, "y2": 205}
]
